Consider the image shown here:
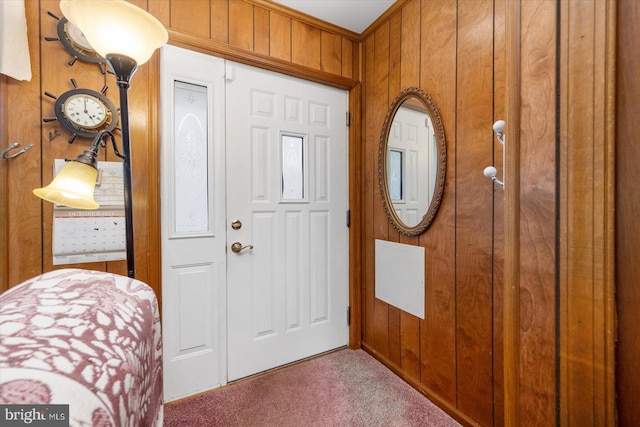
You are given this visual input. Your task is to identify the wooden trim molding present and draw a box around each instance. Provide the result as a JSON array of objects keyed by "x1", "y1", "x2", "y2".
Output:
[{"x1": 348, "y1": 83, "x2": 363, "y2": 349}]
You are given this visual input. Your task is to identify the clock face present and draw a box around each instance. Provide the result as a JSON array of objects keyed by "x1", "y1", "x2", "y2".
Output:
[
  {"x1": 63, "y1": 94, "x2": 108, "y2": 130},
  {"x1": 65, "y1": 21, "x2": 95, "y2": 52},
  {"x1": 49, "y1": 87, "x2": 118, "y2": 140}
]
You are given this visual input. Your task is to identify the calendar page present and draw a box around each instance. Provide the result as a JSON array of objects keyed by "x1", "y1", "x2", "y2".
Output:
[{"x1": 51, "y1": 160, "x2": 127, "y2": 265}]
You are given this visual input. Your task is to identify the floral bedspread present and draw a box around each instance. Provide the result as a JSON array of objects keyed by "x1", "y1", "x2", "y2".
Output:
[{"x1": 0, "y1": 269, "x2": 163, "y2": 426}]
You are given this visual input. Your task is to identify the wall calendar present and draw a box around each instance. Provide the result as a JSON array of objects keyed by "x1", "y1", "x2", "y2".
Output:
[{"x1": 52, "y1": 159, "x2": 127, "y2": 265}]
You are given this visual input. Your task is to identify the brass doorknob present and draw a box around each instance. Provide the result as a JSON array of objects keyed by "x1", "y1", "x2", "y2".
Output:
[{"x1": 231, "y1": 242, "x2": 253, "y2": 253}]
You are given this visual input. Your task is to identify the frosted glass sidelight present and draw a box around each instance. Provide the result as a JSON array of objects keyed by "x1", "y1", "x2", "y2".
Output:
[{"x1": 174, "y1": 81, "x2": 209, "y2": 234}]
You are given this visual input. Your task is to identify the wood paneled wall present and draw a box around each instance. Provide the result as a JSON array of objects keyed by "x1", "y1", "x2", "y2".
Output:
[
  {"x1": 360, "y1": 1, "x2": 505, "y2": 425},
  {"x1": 360, "y1": 1, "x2": 617, "y2": 426}
]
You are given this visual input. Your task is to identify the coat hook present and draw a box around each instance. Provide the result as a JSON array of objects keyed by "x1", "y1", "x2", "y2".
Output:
[
  {"x1": 484, "y1": 120, "x2": 505, "y2": 188},
  {"x1": 2, "y1": 142, "x2": 34, "y2": 160}
]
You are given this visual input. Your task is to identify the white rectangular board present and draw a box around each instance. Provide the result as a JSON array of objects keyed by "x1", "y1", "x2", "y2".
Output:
[{"x1": 375, "y1": 239, "x2": 425, "y2": 319}]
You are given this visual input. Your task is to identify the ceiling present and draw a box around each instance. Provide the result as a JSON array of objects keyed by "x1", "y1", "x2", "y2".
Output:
[{"x1": 271, "y1": 0, "x2": 396, "y2": 34}]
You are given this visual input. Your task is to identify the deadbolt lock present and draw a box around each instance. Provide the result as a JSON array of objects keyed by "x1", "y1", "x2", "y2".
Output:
[{"x1": 231, "y1": 219, "x2": 242, "y2": 230}]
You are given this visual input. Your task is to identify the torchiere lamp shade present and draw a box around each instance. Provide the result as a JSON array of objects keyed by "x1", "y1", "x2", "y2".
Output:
[
  {"x1": 33, "y1": 161, "x2": 99, "y2": 210},
  {"x1": 59, "y1": 0, "x2": 168, "y2": 66}
]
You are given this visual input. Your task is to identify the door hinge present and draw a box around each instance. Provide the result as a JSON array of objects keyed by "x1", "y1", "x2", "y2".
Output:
[
  {"x1": 346, "y1": 210, "x2": 351, "y2": 227},
  {"x1": 346, "y1": 112, "x2": 350, "y2": 127},
  {"x1": 347, "y1": 306, "x2": 351, "y2": 326}
]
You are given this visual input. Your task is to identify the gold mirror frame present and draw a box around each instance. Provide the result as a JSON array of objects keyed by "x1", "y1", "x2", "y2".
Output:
[{"x1": 378, "y1": 87, "x2": 446, "y2": 236}]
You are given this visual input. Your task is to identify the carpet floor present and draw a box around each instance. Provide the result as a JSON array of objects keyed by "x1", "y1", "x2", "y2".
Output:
[{"x1": 164, "y1": 348, "x2": 460, "y2": 427}]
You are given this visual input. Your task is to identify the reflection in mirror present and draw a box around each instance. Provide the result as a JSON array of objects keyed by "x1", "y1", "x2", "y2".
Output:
[{"x1": 379, "y1": 87, "x2": 446, "y2": 236}]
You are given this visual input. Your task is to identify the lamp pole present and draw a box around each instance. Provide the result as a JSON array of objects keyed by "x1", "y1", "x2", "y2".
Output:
[{"x1": 107, "y1": 54, "x2": 138, "y2": 279}]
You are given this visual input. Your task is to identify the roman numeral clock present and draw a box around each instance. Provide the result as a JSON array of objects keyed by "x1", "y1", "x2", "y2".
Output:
[
  {"x1": 44, "y1": 79, "x2": 118, "y2": 144},
  {"x1": 43, "y1": 11, "x2": 118, "y2": 144}
]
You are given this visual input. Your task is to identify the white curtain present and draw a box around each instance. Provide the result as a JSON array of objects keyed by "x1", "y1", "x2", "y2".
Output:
[{"x1": 0, "y1": 0, "x2": 32, "y2": 81}]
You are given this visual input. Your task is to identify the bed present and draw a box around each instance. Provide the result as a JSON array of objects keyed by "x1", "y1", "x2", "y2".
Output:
[{"x1": 0, "y1": 268, "x2": 163, "y2": 426}]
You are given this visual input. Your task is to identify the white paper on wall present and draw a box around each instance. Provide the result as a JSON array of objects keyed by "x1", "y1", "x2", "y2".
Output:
[{"x1": 375, "y1": 239, "x2": 425, "y2": 319}]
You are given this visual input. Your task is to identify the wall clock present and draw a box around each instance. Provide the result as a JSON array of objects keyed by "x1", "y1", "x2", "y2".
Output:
[
  {"x1": 45, "y1": 10, "x2": 107, "y2": 73},
  {"x1": 44, "y1": 79, "x2": 118, "y2": 144}
]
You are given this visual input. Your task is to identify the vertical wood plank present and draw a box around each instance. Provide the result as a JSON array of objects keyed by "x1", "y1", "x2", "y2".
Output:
[
  {"x1": 362, "y1": 36, "x2": 376, "y2": 345},
  {"x1": 171, "y1": 0, "x2": 210, "y2": 37},
  {"x1": 211, "y1": 0, "x2": 229, "y2": 43},
  {"x1": 388, "y1": 12, "x2": 401, "y2": 96},
  {"x1": 560, "y1": 0, "x2": 616, "y2": 425},
  {"x1": 503, "y1": 0, "x2": 521, "y2": 423},
  {"x1": 388, "y1": 306, "x2": 401, "y2": 365},
  {"x1": 419, "y1": 0, "x2": 457, "y2": 405},
  {"x1": 372, "y1": 22, "x2": 391, "y2": 360},
  {"x1": 514, "y1": 0, "x2": 557, "y2": 424},
  {"x1": 229, "y1": 0, "x2": 254, "y2": 51},
  {"x1": 341, "y1": 39, "x2": 353, "y2": 80},
  {"x1": 269, "y1": 12, "x2": 291, "y2": 62},
  {"x1": 398, "y1": 1, "x2": 422, "y2": 382},
  {"x1": 560, "y1": 2, "x2": 595, "y2": 423},
  {"x1": 253, "y1": 6, "x2": 270, "y2": 56},
  {"x1": 291, "y1": 20, "x2": 321, "y2": 69},
  {"x1": 4, "y1": 0, "x2": 42, "y2": 286},
  {"x1": 385, "y1": 11, "x2": 403, "y2": 369},
  {"x1": 492, "y1": 0, "x2": 507, "y2": 425},
  {"x1": 401, "y1": 0, "x2": 420, "y2": 88},
  {"x1": 320, "y1": 31, "x2": 341, "y2": 75},
  {"x1": 351, "y1": 40, "x2": 360, "y2": 82},
  {"x1": 615, "y1": 0, "x2": 640, "y2": 425},
  {"x1": 0, "y1": 76, "x2": 6, "y2": 293},
  {"x1": 400, "y1": 0, "x2": 430, "y2": 383},
  {"x1": 123, "y1": 60, "x2": 152, "y2": 280},
  {"x1": 148, "y1": 0, "x2": 170, "y2": 27},
  {"x1": 455, "y1": 1, "x2": 495, "y2": 425}
]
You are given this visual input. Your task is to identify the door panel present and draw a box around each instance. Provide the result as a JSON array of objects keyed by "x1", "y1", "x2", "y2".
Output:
[
  {"x1": 226, "y1": 62, "x2": 348, "y2": 381},
  {"x1": 160, "y1": 46, "x2": 226, "y2": 402}
]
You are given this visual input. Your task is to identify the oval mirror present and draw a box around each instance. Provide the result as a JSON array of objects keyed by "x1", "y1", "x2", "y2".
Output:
[{"x1": 378, "y1": 87, "x2": 446, "y2": 236}]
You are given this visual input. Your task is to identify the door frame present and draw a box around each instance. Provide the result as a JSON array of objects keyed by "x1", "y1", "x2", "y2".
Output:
[{"x1": 160, "y1": 47, "x2": 362, "y2": 399}]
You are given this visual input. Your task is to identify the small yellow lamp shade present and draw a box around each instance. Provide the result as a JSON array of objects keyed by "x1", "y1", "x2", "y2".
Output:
[
  {"x1": 33, "y1": 161, "x2": 100, "y2": 210},
  {"x1": 59, "y1": 0, "x2": 168, "y2": 65}
]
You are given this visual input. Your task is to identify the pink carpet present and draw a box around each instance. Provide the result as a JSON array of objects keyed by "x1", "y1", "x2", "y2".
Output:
[{"x1": 164, "y1": 348, "x2": 460, "y2": 426}]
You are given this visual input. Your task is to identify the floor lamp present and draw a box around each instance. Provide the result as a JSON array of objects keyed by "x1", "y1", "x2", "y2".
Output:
[{"x1": 33, "y1": 0, "x2": 168, "y2": 279}]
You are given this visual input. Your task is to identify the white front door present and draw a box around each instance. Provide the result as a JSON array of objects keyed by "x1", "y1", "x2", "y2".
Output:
[
  {"x1": 160, "y1": 46, "x2": 226, "y2": 402},
  {"x1": 225, "y1": 63, "x2": 349, "y2": 381}
]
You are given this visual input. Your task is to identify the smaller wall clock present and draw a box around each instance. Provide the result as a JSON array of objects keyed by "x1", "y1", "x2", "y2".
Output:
[
  {"x1": 45, "y1": 11, "x2": 107, "y2": 73},
  {"x1": 44, "y1": 79, "x2": 119, "y2": 144}
]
